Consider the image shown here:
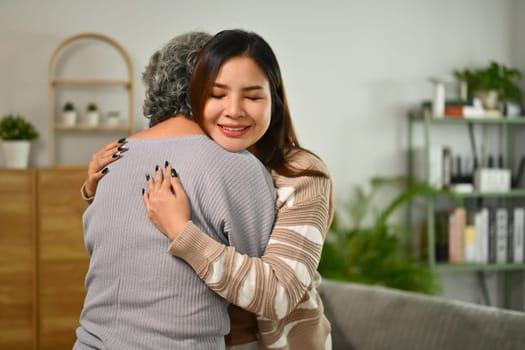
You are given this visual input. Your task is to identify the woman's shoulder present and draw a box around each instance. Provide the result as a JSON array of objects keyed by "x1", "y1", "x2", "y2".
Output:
[{"x1": 286, "y1": 148, "x2": 330, "y2": 177}]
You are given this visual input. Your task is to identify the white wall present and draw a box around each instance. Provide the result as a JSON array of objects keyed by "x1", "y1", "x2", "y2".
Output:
[{"x1": 1, "y1": 0, "x2": 524, "y2": 307}]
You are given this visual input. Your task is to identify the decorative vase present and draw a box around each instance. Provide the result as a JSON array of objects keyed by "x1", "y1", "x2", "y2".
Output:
[
  {"x1": 1, "y1": 140, "x2": 31, "y2": 169},
  {"x1": 106, "y1": 111, "x2": 121, "y2": 126},
  {"x1": 62, "y1": 111, "x2": 77, "y2": 126},
  {"x1": 85, "y1": 111, "x2": 100, "y2": 126},
  {"x1": 476, "y1": 89, "x2": 499, "y2": 110}
]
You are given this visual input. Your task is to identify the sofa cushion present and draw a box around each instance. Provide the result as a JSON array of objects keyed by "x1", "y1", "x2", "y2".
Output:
[{"x1": 318, "y1": 279, "x2": 525, "y2": 350}]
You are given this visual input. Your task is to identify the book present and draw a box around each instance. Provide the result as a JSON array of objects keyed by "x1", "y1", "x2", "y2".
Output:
[
  {"x1": 448, "y1": 207, "x2": 466, "y2": 263},
  {"x1": 476, "y1": 208, "x2": 489, "y2": 264},
  {"x1": 495, "y1": 208, "x2": 508, "y2": 263},
  {"x1": 513, "y1": 208, "x2": 524, "y2": 263},
  {"x1": 434, "y1": 210, "x2": 450, "y2": 262},
  {"x1": 488, "y1": 208, "x2": 497, "y2": 263},
  {"x1": 464, "y1": 224, "x2": 477, "y2": 263}
]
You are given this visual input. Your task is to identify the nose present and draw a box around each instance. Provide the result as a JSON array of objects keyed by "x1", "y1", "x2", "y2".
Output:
[{"x1": 225, "y1": 95, "x2": 244, "y2": 119}]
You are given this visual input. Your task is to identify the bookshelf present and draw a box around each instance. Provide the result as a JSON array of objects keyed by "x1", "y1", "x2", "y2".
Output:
[
  {"x1": 48, "y1": 32, "x2": 135, "y2": 166},
  {"x1": 407, "y1": 113, "x2": 525, "y2": 308}
]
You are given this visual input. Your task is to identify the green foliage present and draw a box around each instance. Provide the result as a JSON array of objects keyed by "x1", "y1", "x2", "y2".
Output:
[
  {"x1": 453, "y1": 61, "x2": 523, "y2": 103},
  {"x1": 63, "y1": 102, "x2": 75, "y2": 111},
  {"x1": 87, "y1": 103, "x2": 98, "y2": 112},
  {"x1": 0, "y1": 114, "x2": 39, "y2": 141},
  {"x1": 318, "y1": 176, "x2": 443, "y2": 295}
]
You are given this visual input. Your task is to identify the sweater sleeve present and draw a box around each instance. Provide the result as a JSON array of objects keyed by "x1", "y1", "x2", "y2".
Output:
[{"x1": 169, "y1": 155, "x2": 333, "y2": 321}]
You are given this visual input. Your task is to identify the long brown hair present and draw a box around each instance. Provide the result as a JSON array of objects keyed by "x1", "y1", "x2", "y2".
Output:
[{"x1": 190, "y1": 29, "x2": 324, "y2": 178}]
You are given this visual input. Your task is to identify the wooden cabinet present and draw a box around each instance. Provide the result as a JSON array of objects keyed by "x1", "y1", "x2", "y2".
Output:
[
  {"x1": 0, "y1": 169, "x2": 36, "y2": 350},
  {"x1": 37, "y1": 168, "x2": 89, "y2": 349},
  {"x1": 0, "y1": 168, "x2": 89, "y2": 349}
]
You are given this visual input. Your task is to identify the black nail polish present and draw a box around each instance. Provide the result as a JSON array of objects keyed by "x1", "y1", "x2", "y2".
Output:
[
  {"x1": 102, "y1": 167, "x2": 109, "y2": 174},
  {"x1": 171, "y1": 168, "x2": 178, "y2": 178},
  {"x1": 146, "y1": 174, "x2": 150, "y2": 181},
  {"x1": 164, "y1": 160, "x2": 169, "y2": 168},
  {"x1": 118, "y1": 137, "x2": 127, "y2": 144},
  {"x1": 112, "y1": 151, "x2": 121, "y2": 158},
  {"x1": 155, "y1": 164, "x2": 159, "y2": 171},
  {"x1": 118, "y1": 144, "x2": 128, "y2": 151},
  {"x1": 142, "y1": 188, "x2": 145, "y2": 195}
]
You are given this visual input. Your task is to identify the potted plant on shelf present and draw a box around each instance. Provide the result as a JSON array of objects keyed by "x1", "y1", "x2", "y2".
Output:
[
  {"x1": 0, "y1": 113, "x2": 39, "y2": 168},
  {"x1": 62, "y1": 101, "x2": 77, "y2": 126},
  {"x1": 106, "y1": 110, "x2": 121, "y2": 126},
  {"x1": 318, "y1": 176, "x2": 447, "y2": 295},
  {"x1": 453, "y1": 61, "x2": 523, "y2": 112},
  {"x1": 85, "y1": 102, "x2": 100, "y2": 126}
]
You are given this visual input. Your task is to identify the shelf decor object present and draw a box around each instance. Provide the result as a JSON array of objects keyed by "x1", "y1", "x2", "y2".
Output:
[
  {"x1": 407, "y1": 112, "x2": 525, "y2": 309},
  {"x1": 61, "y1": 101, "x2": 77, "y2": 126},
  {"x1": 0, "y1": 113, "x2": 39, "y2": 168},
  {"x1": 48, "y1": 32, "x2": 134, "y2": 166},
  {"x1": 85, "y1": 102, "x2": 100, "y2": 126}
]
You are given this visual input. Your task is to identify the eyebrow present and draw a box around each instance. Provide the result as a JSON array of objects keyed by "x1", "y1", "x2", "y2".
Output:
[{"x1": 213, "y1": 82, "x2": 265, "y2": 92}]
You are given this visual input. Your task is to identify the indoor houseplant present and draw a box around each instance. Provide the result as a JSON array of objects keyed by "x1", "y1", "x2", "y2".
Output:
[
  {"x1": 453, "y1": 61, "x2": 523, "y2": 109},
  {"x1": 0, "y1": 113, "x2": 39, "y2": 168},
  {"x1": 318, "y1": 176, "x2": 445, "y2": 295},
  {"x1": 62, "y1": 101, "x2": 77, "y2": 126},
  {"x1": 85, "y1": 102, "x2": 100, "y2": 126}
]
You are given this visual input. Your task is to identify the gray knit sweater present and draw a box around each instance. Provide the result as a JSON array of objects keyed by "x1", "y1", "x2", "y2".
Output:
[{"x1": 74, "y1": 135, "x2": 276, "y2": 350}]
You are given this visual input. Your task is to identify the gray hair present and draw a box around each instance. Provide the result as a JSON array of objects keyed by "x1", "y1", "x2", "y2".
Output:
[{"x1": 143, "y1": 31, "x2": 211, "y2": 127}]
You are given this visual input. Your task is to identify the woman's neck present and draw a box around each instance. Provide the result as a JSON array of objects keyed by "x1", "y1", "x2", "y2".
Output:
[{"x1": 130, "y1": 115, "x2": 205, "y2": 139}]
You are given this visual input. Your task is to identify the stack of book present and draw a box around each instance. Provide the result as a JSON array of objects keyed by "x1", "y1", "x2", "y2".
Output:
[{"x1": 434, "y1": 207, "x2": 524, "y2": 264}]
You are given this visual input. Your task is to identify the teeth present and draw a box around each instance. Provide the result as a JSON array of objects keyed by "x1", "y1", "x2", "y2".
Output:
[{"x1": 223, "y1": 126, "x2": 246, "y2": 131}]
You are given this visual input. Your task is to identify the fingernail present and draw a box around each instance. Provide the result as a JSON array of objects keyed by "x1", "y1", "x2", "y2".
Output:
[
  {"x1": 112, "y1": 151, "x2": 121, "y2": 158},
  {"x1": 142, "y1": 188, "x2": 144, "y2": 195},
  {"x1": 164, "y1": 160, "x2": 169, "y2": 168},
  {"x1": 102, "y1": 167, "x2": 109, "y2": 174},
  {"x1": 171, "y1": 168, "x2": 177, "y2": 178},
  {"x1": 155, "y1": 164, "x2": 159, "y2": 171},
  {"x1": 118, "y1": 137, "x2": 127, "y2": 144},
  {"x1": 118, "y1": 144, "x2": 128, "y2": 151},
  {"x1": 146, "y1": 174, "x2": 150, "y2": 181}
]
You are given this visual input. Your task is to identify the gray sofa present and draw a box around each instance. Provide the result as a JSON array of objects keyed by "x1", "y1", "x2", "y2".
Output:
[{"x1": 318, "y1": 279, "x2": 525, "y2": 350}]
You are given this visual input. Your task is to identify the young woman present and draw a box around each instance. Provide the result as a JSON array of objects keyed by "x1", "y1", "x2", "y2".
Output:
[{"x1": 144, "y1": 29, "x2": 334, "y2": 350}]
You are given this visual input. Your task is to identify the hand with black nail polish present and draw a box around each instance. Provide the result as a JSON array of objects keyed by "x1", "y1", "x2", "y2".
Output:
[
  {"x1": 143, "y1": 164, "x2": 189, "y2": 241},
  {"x1": 82, "y1": 137, "x2": 129, "y2": 203}
]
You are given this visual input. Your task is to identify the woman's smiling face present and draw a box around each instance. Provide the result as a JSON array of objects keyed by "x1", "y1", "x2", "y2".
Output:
[{"x1": 202, "y1": 56, "x2": 272, "y2": 153}]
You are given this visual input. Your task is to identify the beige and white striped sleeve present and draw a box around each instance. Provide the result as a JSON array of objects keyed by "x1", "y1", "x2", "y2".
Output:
[{"x1": 170, "y1": 167, "x2": 333, "y2": 321}]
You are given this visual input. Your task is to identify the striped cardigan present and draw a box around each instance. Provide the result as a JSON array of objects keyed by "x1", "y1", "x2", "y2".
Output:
[{"x1": 171, "y1": 150, "x2": 334, "y2": 349}]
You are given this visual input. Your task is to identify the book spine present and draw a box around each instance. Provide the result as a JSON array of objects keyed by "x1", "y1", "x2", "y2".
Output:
[
  {"x1": 488, "y1": 208, "x2": 497, "y2": 263},
  {"x1": 464, "y1": 224, "x2": 477, "y2": 263},
  {"x1": 495, "y1": 208, "x2": 508, "y2": 264},
  {"x1": 449, "y1": 207, "x2": 466, "y2": 263},
  {"x1": 475, "y1": 208, "x2": 489, "y2": 263},
  {"x1": 508, "y1": 210, "x2": 514, "y2": 263},
  {"x1": 514, "y1": 208, "x2": 524, "y2": 263}
]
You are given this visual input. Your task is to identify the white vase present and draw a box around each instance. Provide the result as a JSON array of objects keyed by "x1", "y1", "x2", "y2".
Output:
[
  {"x1": 85, "y1": 111, "x2": 100, "y2": 126},
  {"x1": 1, "y1": 140, "x2": 31, "y2": 169},
  {"x1": 106, "y1": 111, "x2": 121, "y2": 126},
  {"x1": 62, "y1": 111, "x2": 77, "y2": 126}
]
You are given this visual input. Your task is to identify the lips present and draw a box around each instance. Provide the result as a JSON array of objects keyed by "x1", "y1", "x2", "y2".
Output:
[{"x1": 218, "y1": 124, "x2": 250, "y2": 137}]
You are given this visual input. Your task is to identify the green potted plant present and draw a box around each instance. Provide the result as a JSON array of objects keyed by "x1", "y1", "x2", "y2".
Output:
[
  {"x1": 318, "y1": 176, "x2": 445, "y2": 295},
  {"x1": 62, "y1": 101, "x2": 77, "y2": 126},
  {"x1": 0, "y1": 113, "x2": 39, "y2": 168},
  {"x1": 85, "y1": 102, "x2": 100, "y2": 126},
  {"x1": 453, "y1": 61, "x2": 523, "y2": 110}
]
